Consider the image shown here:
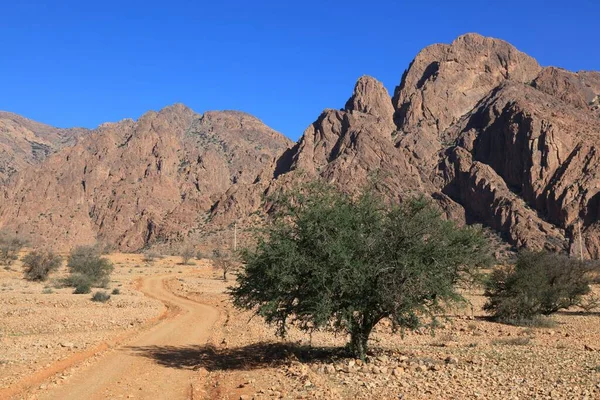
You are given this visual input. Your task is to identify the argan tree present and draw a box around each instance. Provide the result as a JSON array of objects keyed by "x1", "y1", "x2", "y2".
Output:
[{"x1": 230, "y1": 182, "x2": 491, "y2": 359}]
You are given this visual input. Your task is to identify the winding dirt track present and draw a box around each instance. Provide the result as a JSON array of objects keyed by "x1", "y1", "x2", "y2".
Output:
[{"x1": 33, "y1": 275, "x2": 219, "y2": 400}]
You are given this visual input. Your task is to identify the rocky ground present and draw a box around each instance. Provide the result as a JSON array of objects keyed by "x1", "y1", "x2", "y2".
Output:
[
  {"x1": 174, "y1": 277, "x2": 600, "y2": 400},
  {"x1": 2, "y1": 253, "x2": 600, "y2": 399},
  {"x1": 0, "y1": 252, "x2": 202, "y2": 392}
]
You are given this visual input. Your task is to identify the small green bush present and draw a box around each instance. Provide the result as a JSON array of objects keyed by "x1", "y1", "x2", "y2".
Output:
[
  {"x1": 73, "y1": 280, "x2": 91, "y2": 294},
  {"x1": 91, "y1": 291, "x2": 111, "y2": 302},
  {"x1": 484, "y1": 251, "x2": 593, "y2": 322},
  {"x1": 67, "y1": 245, "x2": 113, "y2": 287},
  {"x1": 22, "y1": 250, "x2": 62, "y2": 281},
  {"x1": 111, "y1": 288, "x2": 121, "y2": 295}
]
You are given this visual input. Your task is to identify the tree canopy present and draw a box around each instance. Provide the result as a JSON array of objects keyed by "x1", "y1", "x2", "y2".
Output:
[{"x1": 231, "y1": 182, "x2": 492, "y2": 359}]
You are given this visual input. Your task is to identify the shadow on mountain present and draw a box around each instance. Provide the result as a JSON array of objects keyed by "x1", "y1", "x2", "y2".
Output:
[{"x1": 128, "y1": 342, "x2": 343, "y2": 371}]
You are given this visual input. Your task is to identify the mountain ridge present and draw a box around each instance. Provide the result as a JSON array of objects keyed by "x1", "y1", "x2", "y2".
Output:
[{"x1": 1, "y1": 33, "x2": 599, "y2": 257}]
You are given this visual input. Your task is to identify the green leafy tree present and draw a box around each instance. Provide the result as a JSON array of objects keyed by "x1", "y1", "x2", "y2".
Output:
[
  {"x1": 67, "y1": 245, "x2": 114, "y2": 288},
  {"x1": 22, "y1": 250, "x2": 62, "y2": 281},
  {"x1": 484, "y1": 251, "x2": 593, "y2": 322},
  {"x1": 231, "y1": 182, "x2": 491, "y2": 359}
]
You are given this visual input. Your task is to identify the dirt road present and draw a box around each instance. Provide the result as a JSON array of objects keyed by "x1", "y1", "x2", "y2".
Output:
[{"x1": 32, "y1": 275, "x2": 219, "y2": 400}]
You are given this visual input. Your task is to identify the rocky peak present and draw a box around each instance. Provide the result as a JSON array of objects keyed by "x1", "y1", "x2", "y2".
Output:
[
  {"x1": 393, "y1": 33, "x2": 541, "y2": 136},
  {"x1": 344, "y1": 76, "x2": 395, "y2": 126}
]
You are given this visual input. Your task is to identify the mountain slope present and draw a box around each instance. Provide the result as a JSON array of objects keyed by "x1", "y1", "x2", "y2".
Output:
[
  {"x1": 210, "y1": 33, "x2": 600, "y2": 257},
  {"x1": 0, "y1": 105, "x2": 291, "y2": 250},
  {"x1": 0, "y1": 112, "x2": 87, "y2": 181}
]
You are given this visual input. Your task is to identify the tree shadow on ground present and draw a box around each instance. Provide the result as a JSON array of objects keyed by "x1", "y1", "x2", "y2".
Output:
[{"x1": 128, "y1": 342, "x2": 345, "y2": 371}]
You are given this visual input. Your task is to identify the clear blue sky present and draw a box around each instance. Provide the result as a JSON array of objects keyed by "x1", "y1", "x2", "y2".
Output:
[{"x1": 1, "y1": 0, "x2": 599, "y2": 141}]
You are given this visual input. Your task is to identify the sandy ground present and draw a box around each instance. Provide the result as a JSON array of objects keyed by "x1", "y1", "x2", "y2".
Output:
[{"x1": 1, "y1": 253, "x2": 600, "y2": 399}]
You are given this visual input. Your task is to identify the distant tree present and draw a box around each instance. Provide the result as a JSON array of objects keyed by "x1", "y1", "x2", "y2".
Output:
[
  {"x1": 180, "y1": 244, "x2": 195, "y2": 265},
  {"x1": 22, "y1": 250, "x2": 62, "y2": 281},
  {"x1": 212, "y1": 249, "x2": 236, "y2": 282},
  {"x1": 67, "y1": 245, "x2": 114, "y2": 288},
  {"x1": 484, "y1": 251, "x2": 594, "y2": 322},
  {"x1": 0, "y1": 231, "x2": 27, "y2": 267},
  {"x1": 230, "y1": 182, "x2": 492, "y2": 359}
]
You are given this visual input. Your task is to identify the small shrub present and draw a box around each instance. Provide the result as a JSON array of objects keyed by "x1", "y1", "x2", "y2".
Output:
[
  {"x1": 67, "y1": 245, "x2": 113, "y2": 288},
  {"x1": 111, "y1": 288, "x2": 121, "y2": 295},
  {"x1": 42, "y1": 287, "x2": 54, "y2": 294},
  {"x1": 484, "y1": 251, "x2": 593, "y2": 322},
  {"x1": 195, "y1": 250, "x2": 204, "y2": 260},
  {"x1": 73, "y1": 280, "x2": 91, "y2": 294},
  {"x1": 91, "y1": 291, "x2": 111, "y2": 302},
  {"x1": 142, "y1": 251, "x2": 160, "y2": 263},
  {"x1": 180, "y1": 244, "x2": 195, "y2": 265},
  {"x1": 0, "y1": 231, "x2": 27, "y2": 266},
  {"x1": 22, "y1": 250, "x2": 62, "y2": 281}
]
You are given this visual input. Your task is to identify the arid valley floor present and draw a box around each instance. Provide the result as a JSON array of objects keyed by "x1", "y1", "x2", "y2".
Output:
[{"x1": 1, "y1": 253, "x2": 599, "y2": 399}]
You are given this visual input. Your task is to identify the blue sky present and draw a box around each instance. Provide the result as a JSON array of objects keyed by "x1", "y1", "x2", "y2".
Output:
[{"x1": 1, "y1": 0, "x2": 599, "y2": 141}]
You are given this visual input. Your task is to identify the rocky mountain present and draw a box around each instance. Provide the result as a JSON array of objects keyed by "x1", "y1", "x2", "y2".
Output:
[
  {"x1": 210, "y1": 33, "x2": 600, "y2": 258},
  {"x1": 0, "y1": 105, "x2": 291, "y2": 250},
  {"x1": 1, "y1": 33, "x2": 599, "y2": 257},
  {"x1": 0, "y1": 112, "x2": 87, "y2": 181}
]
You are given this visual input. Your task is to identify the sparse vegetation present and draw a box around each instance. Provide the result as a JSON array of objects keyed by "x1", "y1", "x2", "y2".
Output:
[
  {"x1": 492, "y1": 337, "x2": 531, "y2": 346},
  {"x1": 67, "y1": 245, "x2": 114, "y2": 288},
  {"x1": 231, "y1": 182, "x2": 492, "y2": 359},
  {"x1": 484, "y1": 251, "x2": 593, "y2": 322},
  {"x1": 180, "y1": 244, "x2": 195, "y2": 265},
  {"x1": 22, "y1": 250, "x2": 62, "y2": 281},
  {"x1": 212, "y1": 249, "x2": 236, "y2": 281},
  {"x1": 142, "y1": 250, "x2": 161, "y2": 263},
  {"x1": 72, "y1": 277, "x2": 91, "y2": 294},
  {"x1": 112, "y1": 288, "x2": 121, "y2": 295},
  {"x1": 0, "y1": 231, "x2": 27, "y2": 267},
  {"x1": 91, "y1": 290, "x2": 111, "y2": 302}
]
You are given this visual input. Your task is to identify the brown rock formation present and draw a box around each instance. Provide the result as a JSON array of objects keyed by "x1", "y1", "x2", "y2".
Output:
[
  {"x1": 1, "y1": 33, "x2": 599, "y2": 257},
  {"x1": 0, "y1": 105, "x2": 291, "y2": 250},
  {"x1": 0, "y1": 112, "x2": 87, "y2": 181}
]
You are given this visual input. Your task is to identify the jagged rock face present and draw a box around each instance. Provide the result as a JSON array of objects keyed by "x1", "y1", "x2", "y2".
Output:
[
  {"x1": 1, "y1": 33, "x2": 599, "y2": 257},
  {"x1": 0, "y1": 112, "x2": 87, "y2": 181},
  {"x1": 393, "y1": 33, "x2": 541, "y2": 137},
  {"x1": 0, "y1": 105, "x2": 291, "y2": 250},
  {"x1": 211, "y1": 34, "x2": 600, "y2": 258}
]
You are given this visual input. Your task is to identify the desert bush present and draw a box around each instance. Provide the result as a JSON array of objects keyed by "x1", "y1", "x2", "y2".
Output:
[
  {"x1": 180, "y1": 244, "x2": 195, "y2": 265},
  {"x1": 22, "y1": 250, "x2": 62, "y2": 281},
  {"x1": 0, "y1": 231, "x2": 27, "y2": 267},
  {"x1": 42, "y1": 287, "x2": 54, "y2": 294},
  {"x1": 195, "y1": 250, "x2": 204, "y2": 260},
  {"x1": 111, "y1": 288, "x2": 121, "y2": 295},
  {"x1": 91, "y1": 290, "x2": 111, "y2": 302},
  {"x1": 67, "y1": 246, "x2": 114, "y2": 288},
  {"x1": 212, "y1": 249, "x2": 236, "y2": 281},
  {"x1": 72, "y1": 275, "x2": 92, "y2": 294},
  {"x1": 484, "y1": 251, "x2": 593, "y2": 322},
  {"x1": 142, "y1": 251, "x2": 161, "y2": 263},
  {"x1": 231, "y1": 181, "x2": 492, "y2": 360}
]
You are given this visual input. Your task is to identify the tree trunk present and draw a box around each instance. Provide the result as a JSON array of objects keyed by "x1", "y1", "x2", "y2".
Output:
[{"x1": 349, "y1": 323, "x2": 373, "y2": 361}]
